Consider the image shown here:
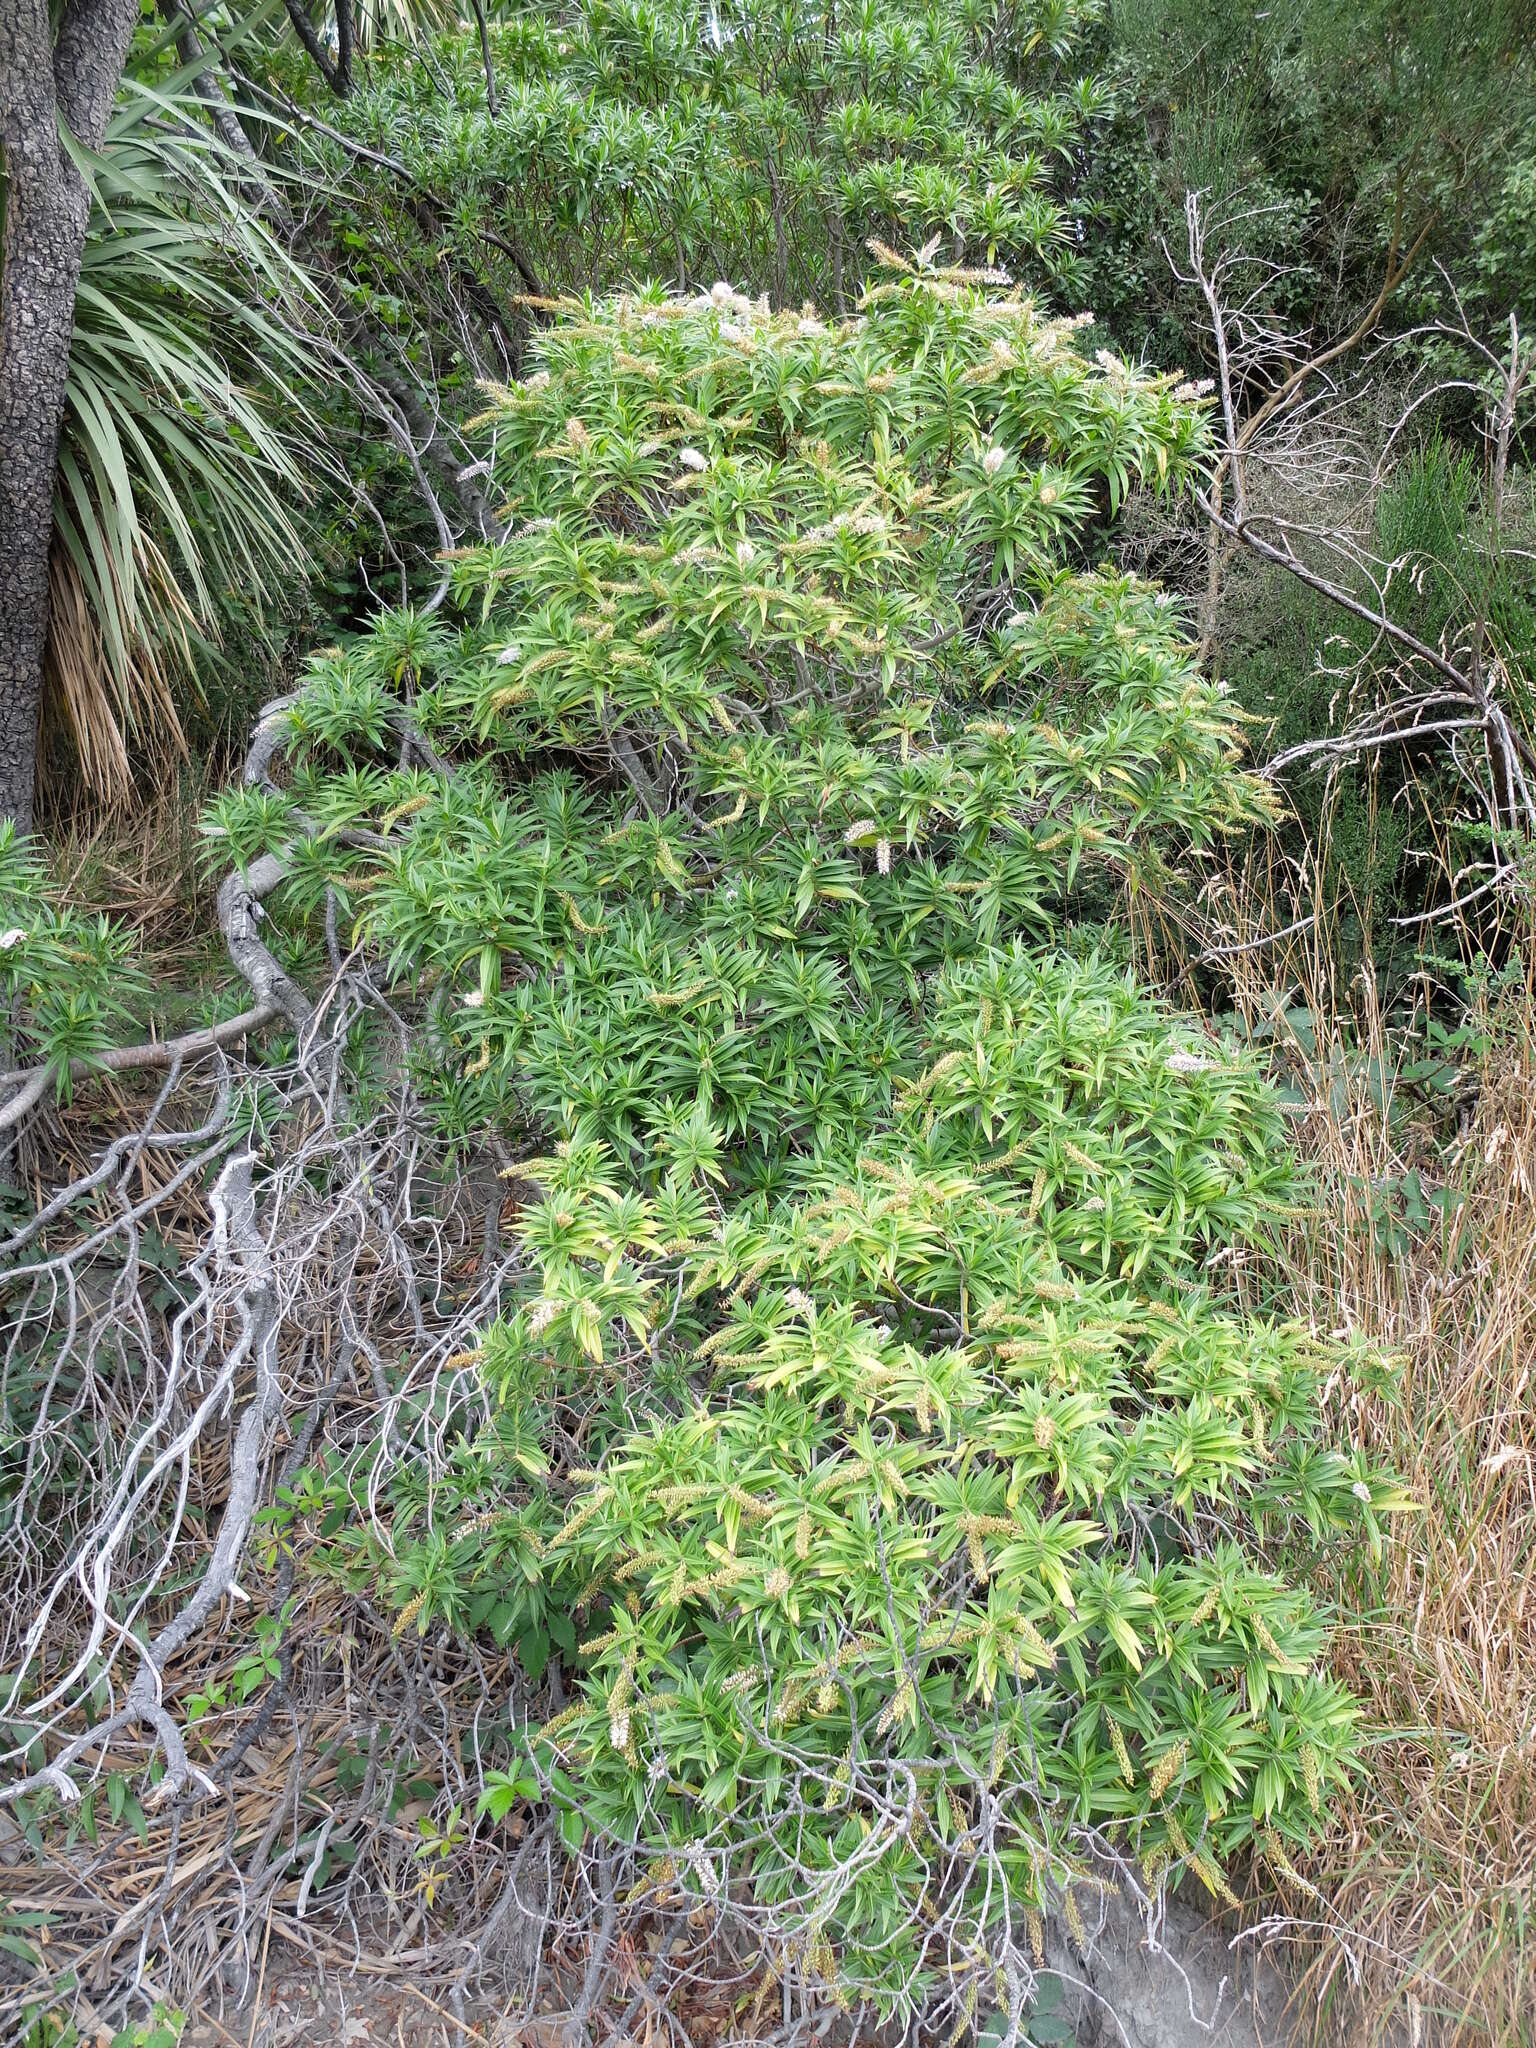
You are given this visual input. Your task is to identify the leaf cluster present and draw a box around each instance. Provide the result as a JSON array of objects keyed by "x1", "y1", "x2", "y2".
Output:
[{"x1": 0, "y1": 825, "x2": 147, "y2": 1095}]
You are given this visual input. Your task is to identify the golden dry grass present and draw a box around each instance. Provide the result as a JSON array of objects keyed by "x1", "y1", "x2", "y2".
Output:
[
  {"x1": 1206, "y1": 882, "x2": 1536, "y2": 2045},
  {"x1": 39, "y1": 538, "x2": 190, "y2": 807}
]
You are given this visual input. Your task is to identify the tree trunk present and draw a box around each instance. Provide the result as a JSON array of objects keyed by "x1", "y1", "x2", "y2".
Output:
[{"x1": 0, "y1": 0, "x2": 142, "y2": 832}]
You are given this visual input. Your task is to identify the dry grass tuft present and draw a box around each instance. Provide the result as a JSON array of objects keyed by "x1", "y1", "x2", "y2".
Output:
[
  {"x1": 1207, "y1": 876, "x2": 1536, "y2": 2045},
  {"x1": 39, "y1": 536, "x2": 189, "y2": 806},
  {"x1": 36, "y1": 768, "x2": 231, "y2": 1022}
]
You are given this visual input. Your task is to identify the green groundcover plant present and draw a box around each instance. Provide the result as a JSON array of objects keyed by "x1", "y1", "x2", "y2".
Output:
[
  {"x1": 208, "y1": 259, "x2": 1403, "y2": 2024},
  {"x1": 0, "y1": 825, "x2": 147, "y2": 1093}
]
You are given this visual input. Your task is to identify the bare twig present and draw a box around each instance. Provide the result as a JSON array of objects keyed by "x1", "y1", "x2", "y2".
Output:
[{"x1": 1175, "y1": 188, "x2": 1536, "y2": 899}]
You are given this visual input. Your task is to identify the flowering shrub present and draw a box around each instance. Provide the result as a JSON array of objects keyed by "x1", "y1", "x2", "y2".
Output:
[{"x1": 229, "y1": 261, "x2": 1403, "y2": 2024}]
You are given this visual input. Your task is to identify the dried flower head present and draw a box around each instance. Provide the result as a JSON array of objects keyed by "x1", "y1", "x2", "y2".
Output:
[{"x1": 1166, "y1": 1049, "x2": 1214, "y2": 1075}]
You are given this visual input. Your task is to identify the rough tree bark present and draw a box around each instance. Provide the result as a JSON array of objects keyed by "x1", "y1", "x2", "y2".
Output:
[
  {"x1": 0, "y1": 0, "x2": 141, "y2": 832},
  {"x1": 282, "y1": 0, "x2": 352, "y2": 97}
]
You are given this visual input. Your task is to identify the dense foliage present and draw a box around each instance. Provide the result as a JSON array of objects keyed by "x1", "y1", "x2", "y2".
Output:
[
  {"x1": 303, "y1": 0, "x2": 1104, "y2": 314},
  {"x1": 1057, "y1": 0, "x2": 1536, "y2": 952},
  {"x1": 198, "y1": 265, "x2": 1406, "y2": 2019},
  {"x1": 1077, "y1": 0, "x2": 1536, "y2": 361}
]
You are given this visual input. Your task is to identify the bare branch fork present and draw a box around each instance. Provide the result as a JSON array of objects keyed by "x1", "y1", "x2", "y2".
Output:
[
  {"x1": 0, "y1": 1148, "x2": 278, "y2": 1813},
  {"x1": 1175, "y1": 188, "x2": 1536, "y2": 915},
  {"x1": 1172, "y1": 186, "x2": 1436, "y2": 659}
]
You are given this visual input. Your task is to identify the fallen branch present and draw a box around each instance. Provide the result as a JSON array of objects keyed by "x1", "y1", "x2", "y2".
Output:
[
  {"x1": 0, "y1": 1003, "x2": 279, "y2": 1108},
  {"x1": 0, "y1": 1063, "x2": 54, "y2": 1137},
  {"x1": 0, "y1": 1148, "x2": 281, "y2": 1811}
]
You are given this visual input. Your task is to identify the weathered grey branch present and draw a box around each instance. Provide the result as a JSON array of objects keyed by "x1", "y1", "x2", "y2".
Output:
[
  {"x1": 155, "y1": 0, "x2": 271, "y2": 183},
  {"x1": 1, "y1": 1147, "x2": 280, "y2": 1810},
  {"x1": 217, "y1": 854, "x2": 315, "y2": 1034},
  {"x1": 0, "y1": 1059, "x2": 55, "y2": 1135},
  {"x1": 0, "y1": 1003, "x2": 279, "y2": 1104}
]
